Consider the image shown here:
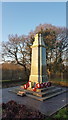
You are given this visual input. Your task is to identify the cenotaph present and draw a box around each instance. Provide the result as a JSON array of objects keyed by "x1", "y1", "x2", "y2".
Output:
[
  {"x1": 17, "y1": 33, "x2": 64, "y2": 101},
  {"x1": 29, "y1": 33, "x2": 47, "y2": 87}
]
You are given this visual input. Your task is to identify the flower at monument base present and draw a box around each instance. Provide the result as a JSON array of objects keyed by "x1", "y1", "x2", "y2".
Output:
[
  {"x1": 28, "y1": 81, "x2": 31, "y2": 87},
  {"x1": 47, "y1": 82, "x2": 51, "y2": 87},
  {"x1": 45, "y1": 82, "x2": 49, "y2": 87},
  {"x1": 24, "y1": 84, "x2": 28, "y2": 89},
  {"x1": 43, "y1": 83, "x2": 46, "y2": 87},
  {"x1": 40, "y1": 83, "x2": 44, "y2": 88},
  {"x1": 24, "y1": 81, "x2": 32, "y2": 89},
  {"x1": 36, "y1": 83, "x2": 41, "y2": 88},
  {"x1": 33, "y1": 87, "x2": 36, "y2": 92},
  {"x1": 17, "y1": 91, "x2": 26, "y2": 96}
]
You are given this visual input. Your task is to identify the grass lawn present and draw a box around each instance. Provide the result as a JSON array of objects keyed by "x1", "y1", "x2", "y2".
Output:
[
  {"x1": 44, "y1": 106, "x2": 68, "y2": 120},
  {"x1": 0, "y1": 80, "x2": 12, "y2": 83},
  {"x1": 1, "y1": 79, "x2": 27, "y2": 88},
  {"x1": 1, "y1": 79, "x2": 27, "y2": 83},
  {"x1": 50, "y1": 78, "x2": 68, "y2": 87},
  {"x1": 53, "y1": 107, "x2": 68, "y2": 119}
]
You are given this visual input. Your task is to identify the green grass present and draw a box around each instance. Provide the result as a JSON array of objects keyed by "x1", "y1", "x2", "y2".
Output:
[
  {"x1": 1, "y1": 80, "x2": 11, "y2": 82},
  {"x1": 1, "y1": 79, "x2": 27, "y2": 83},
  {"x1": 1, "y1": 79, "x2": 28, "y2": 88},
  {"x1": 0, "y1": 80, "x2": 18, "y2": 83},
  {"x1": 50, "y1": 78, "x2": 68, "y2": 82},
  {"x1": 43, "y1": 106, "x2": 68, "y2": 120},
  {"x1": 50, "y1": 78, "x2": 68, "y2": 87},
  {"x1": 53, "y1": 107, "x2": 68, "y2": 119}
]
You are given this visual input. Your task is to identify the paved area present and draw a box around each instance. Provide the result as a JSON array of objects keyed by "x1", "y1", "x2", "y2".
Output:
[{"x1": 1, "y1": 86, "x2": 68, "y2": 116}]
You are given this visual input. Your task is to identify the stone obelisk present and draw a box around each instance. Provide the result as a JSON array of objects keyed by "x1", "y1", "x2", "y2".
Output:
[{"x1": 29, "y1": 33, "x2": 47, "y2": 87}]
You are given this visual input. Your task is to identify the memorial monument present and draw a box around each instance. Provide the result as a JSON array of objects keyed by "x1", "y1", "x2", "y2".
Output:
[
  {"x1": 17, "y1": 33, "x2": 64, "y2": 101},
  {"x1": 29, "y1": 33, "x2": 48, "y2": 88}
]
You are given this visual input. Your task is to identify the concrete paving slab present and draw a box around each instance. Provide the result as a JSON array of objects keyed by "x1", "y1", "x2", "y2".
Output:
[{"x1": 1, "y1": 86, "x2": 68, "y2": 116}]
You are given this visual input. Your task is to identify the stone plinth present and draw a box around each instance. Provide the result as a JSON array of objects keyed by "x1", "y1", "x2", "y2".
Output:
[
  {"x1": 18, "y1": 86, "x2": 65, "y2": 101},
  {"x1": 29, "y1": 33, "x2": 48, "y2": 87}
]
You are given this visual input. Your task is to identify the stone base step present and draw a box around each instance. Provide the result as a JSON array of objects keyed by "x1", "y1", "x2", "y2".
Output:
[
  {"x1": 26, "y1": 90, "x2": 66, "y2": 101},
  {"x1": 22, "y1": 86, "x2": 62, "y2": 98},
  {"x1": 33, "y1": 87, "x2": 62, "y2": 97},
  {"x1": 10, "y1": 86, "x2": 57, "y2": 97},
  {"x1": 24, "y1": 86, "x2": 56, "y2": 94},
  {"x1": 35, "y1": 86, "x2": 56, "y2": 92},
  {"x1": 14, "y1": 86, "x2": 56, "y2": 94},
  {"x1": 9, "y1": 86, "x2": 67, "y2": 101}
]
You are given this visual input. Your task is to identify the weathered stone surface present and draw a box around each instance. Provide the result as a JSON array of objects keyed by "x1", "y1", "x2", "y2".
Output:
[
  {"x1": 14, "y1": 86, "x2": 67, "y2": 101},
  {"x1": 29, "y1": 34, "x2": 47, "y2": 87}
]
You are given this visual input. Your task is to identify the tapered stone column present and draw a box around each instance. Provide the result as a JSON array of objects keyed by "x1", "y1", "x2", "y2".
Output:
[{"x1": 29, "y1": 33, "x2": 47, "y2": 87}]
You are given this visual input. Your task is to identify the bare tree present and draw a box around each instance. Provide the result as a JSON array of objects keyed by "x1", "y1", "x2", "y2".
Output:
[
  {"x1": 2, "y1": 34, "x2": 30, "y2": 77},
  {"x1": 2, "y1": 24, "x2": 68, "y2": 78}
]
